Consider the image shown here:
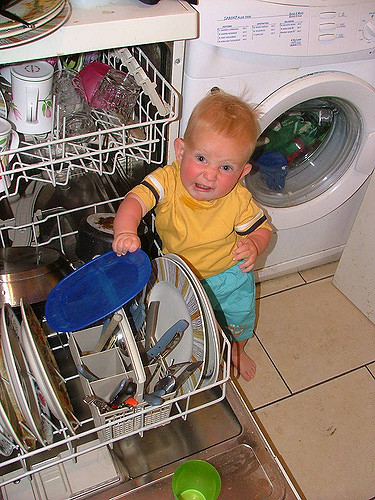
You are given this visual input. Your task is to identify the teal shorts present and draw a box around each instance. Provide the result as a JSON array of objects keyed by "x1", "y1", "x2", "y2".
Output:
[{"x1": 200, "y1": 264, "x2": 255, "y2": 342}]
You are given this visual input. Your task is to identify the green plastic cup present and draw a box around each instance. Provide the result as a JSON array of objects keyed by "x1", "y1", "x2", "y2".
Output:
[{"x1": 172, "y1": 460, "x2": 221, "y2": 500}]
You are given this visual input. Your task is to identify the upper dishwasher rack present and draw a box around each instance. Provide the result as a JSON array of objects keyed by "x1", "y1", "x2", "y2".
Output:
[{"x1": 0, "y1": 46, "x2": 179, "y2": 202}]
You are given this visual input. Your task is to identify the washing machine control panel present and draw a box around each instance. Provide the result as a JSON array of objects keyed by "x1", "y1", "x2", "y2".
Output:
[
  {"x1": 310, "y1": 3, "x2": 375, "y2": 54},
  {"x1": 197, "y1": 0, "x2": 375, "y2": 56}
]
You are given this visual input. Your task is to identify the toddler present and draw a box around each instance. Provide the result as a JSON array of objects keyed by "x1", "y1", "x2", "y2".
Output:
[{"x1": 112, "y1": 89, "x2": 272, "y2": 381}]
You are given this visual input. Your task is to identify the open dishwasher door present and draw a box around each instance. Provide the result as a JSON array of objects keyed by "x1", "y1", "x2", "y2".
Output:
[{"x1": 90, "y1": 382, "x2": 301, "y2": 499}]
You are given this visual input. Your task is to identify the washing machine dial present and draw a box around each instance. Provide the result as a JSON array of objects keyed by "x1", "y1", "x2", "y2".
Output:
[{"x1": 363, "y1": 18, "x2": 375, "y2": 40}]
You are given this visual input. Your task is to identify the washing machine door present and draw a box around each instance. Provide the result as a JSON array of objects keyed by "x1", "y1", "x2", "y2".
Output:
[{"x1": 245, "y1": 72, "x2": 375, "y2": 229}]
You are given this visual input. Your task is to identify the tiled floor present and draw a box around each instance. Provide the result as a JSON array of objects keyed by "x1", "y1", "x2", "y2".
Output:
[{"x1": 232, "y1": 262, "x2": 375, "y2": 500}]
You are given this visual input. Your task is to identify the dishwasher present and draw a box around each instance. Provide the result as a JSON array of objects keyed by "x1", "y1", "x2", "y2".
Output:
[{"x1": 0, "y1": 2, "x2": 301, "y2": 498}]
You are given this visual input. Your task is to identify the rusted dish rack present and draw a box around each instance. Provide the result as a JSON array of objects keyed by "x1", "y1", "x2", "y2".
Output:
[{"x1": 0, "y1": 46, "x2": 231, "y2": 491}]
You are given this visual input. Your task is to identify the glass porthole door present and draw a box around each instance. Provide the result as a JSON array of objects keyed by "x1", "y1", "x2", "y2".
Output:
[
  {"x1": 247, "y1": 97, "x2": 361, "y2": 207},
  {"x1": 244, "y1": 72, "x2": 375, "y2": 228}
]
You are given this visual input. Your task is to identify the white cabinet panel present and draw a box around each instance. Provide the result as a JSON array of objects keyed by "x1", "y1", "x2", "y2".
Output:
[{"x1": 333, "y1": 173, "x2": 375, "y2": 324}]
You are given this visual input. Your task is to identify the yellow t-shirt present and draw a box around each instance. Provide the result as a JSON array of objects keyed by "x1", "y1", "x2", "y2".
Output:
[{"x1": 130, "y1": 161, "x2": 272, "y2": 279}]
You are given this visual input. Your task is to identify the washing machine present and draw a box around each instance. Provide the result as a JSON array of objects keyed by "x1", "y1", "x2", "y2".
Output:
[{"x1": 180, "y1": 0, "x2": 375, "y2": 281}]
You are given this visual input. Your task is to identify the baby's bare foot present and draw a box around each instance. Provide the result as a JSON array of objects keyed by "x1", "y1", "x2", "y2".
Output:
[{"x1": 231, "y1": 350, "x2": 256, "y2": 381}]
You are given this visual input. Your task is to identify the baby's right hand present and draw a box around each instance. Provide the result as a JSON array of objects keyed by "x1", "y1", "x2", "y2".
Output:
[{"x1": 112, "y1": 232, "x2": 141, "y2": 256}]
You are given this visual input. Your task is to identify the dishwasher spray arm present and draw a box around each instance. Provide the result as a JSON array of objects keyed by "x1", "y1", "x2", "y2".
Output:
[{"x1": 115, "y1": 47, "x2": 169, "y2": 117}]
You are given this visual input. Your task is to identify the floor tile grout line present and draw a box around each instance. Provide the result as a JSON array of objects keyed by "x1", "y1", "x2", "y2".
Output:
[
  {"x1": 301, "y1": 274, "x2": 335, "y2": 284},
  {"x1": 249, "y1": 361, "x2": 374, "y2": 413},
  {"x1": 365, "y1": 364, "x2": 375, "y2": 380},
  {"x1": 254, "y1": 331, "x2": 293, "y2": 395},
  {"x1": 297, "y1": 271, "x2": 307, "y2": 284},
  {"x1": 256, "y1": 273, "x2": 335, "y2": 300},
  {"x1": 256, "y1": 283, "x2": 303, "y2": 301}
]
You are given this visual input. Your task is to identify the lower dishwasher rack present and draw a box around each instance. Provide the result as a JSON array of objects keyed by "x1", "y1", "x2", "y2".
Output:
[
  {"x1": 0, "y1": 198, "x2": 231, "y2": 498},
  {"x1": 0, "y1": 328, "x2": 230, "y2": 497}
]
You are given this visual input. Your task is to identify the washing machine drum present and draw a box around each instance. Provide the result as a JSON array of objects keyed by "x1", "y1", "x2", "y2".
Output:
[{"x1": 247, "y1": 96, "x2": 361, "y2": 208}]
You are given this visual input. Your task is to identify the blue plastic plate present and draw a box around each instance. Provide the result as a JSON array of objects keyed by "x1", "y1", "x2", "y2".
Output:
[{"x1": 45, "y1": 250, "x2": 151, "y2": 332}]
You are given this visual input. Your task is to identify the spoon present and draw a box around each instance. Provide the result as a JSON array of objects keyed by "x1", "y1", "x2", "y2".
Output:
[
  {"x1": 144, "y1": 375, "x2": 176, "y2": 407},
  {"x1": 144, "y1": 393, "x2": 162, "y2": 406},
  {"x1": 153, "y1": 375, "x2": 176, "y2": 396},
  {"x1": 109, "y1": 379, "x2": 137, "y2": 405}
]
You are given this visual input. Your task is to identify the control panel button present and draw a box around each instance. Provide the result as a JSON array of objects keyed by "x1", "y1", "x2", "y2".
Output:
[
  {"x1": 319, "y1": 22, "x2": 336, "y2": 31},
  {"x1": 318, "y1": 33, "x2": 336, "y2": 42},
  {"x1": 320, "y1": 11, "x2": 336, "y2": 19}
]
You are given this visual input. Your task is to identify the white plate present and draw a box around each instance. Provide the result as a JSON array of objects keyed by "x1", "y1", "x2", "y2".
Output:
[
  {"x1": 0, "y1": 0, "x2": 64, "y2": 31},
  {"x1": 0, "y1": 343, "x2": 36, "y2": 452},
  {"x1": 0, "y1": 2, "x2": 70, "y2": 49},
  {"x1": 20, "y1": 298, "x2": 77, "y2": 435},
  {"x1": 0, "y1": 376, "x2": 25, "y2": 451},
  {"x1": 164, "y1": 254, "x2": 220, "y2": 387},
  {"x1": 0, "y1": 0, "x2": 65, "y2": 39},
  {"x1": 146, "y1": 257, "x2": 205, "y2": 394},
  {"x1": 0, "y1": 129, "x2": 20, "y2": 192},
  {"x1": 7, "y1": 129, "x2": 19, "y2": 162},
  {"x1": 34, "y1": 383, "x2": 53, "y2": 445},
  {"x1": 0, "y1": 427, "x2": 15, "y2": 456},
  {"x1": 1, "y1": 304, "x2": 45, "y2": 444}
]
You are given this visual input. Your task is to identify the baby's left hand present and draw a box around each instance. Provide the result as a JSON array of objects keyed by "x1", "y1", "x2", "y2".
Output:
[{"x1": 233, "y1": 238, "x2": 259, "y2": 273}]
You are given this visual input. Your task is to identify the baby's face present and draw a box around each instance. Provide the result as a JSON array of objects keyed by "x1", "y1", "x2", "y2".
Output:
[{"x1": 174, "y1": 127, "x2": 252, "y2": 202}]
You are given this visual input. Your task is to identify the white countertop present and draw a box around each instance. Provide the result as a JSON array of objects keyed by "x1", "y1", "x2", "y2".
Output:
[{"x1": 0, "y1": 0, "x2": 198, "y2": 64}]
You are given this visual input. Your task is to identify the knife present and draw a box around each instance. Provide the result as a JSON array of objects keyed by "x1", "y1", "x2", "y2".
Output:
[
  {"x1": 144, "y1": 300, "x2": 160, "y2": 350},
  {"x1": 91, "y1": 312, "x2": 123, "y2": 354},
  {"x1": 167, "y1": 361, "x2": 196, "y2": 376},
  {"x1": 0, "y1": 8, "x2": 35, "y2": 28},
  {"x1": 145, "y1": 319, "x2": 189, "y2": 362}
]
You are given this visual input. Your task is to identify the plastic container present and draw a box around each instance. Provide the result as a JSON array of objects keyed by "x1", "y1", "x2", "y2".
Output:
[
  {"x1": 172, "y1": 460, "x2": 221, "y2": 500},
  {"x1": 72, "y1": 61, "x2": 111, "y2": 104}
]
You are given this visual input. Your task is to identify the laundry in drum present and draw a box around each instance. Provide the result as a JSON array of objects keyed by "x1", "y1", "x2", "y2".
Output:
[
  {"x1": 258, "y1": 109, "x2": 331, "y2": 170},
  {"x1": 256, "y1": 151, "x2": 288, "y2": 191}
]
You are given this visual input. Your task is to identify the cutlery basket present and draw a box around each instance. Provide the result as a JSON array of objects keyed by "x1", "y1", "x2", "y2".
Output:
[{"x1": 68, "y1": 309, "x2": 174, "y2": 443}]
